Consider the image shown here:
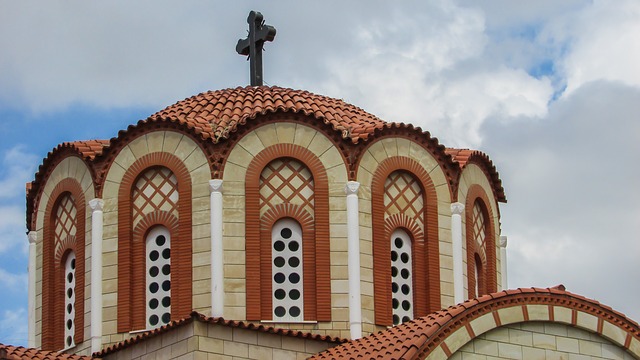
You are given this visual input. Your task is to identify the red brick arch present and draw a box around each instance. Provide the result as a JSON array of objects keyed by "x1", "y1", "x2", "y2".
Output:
[
  {"x1": 371, "y1": 156, "x2": 440, "y2": 326},
  {"x1": 465, "y1": 184, "x2": 497, "y2": 298},
  {"x1": 41, "y1": 178, "x2": 86, "y2": 350},
  {"x1": 117, "y1": 152, "x2": 192, "y2": 332},
  {"x1": 245, "y1": 143, "x2": 331, "y2": 321}
]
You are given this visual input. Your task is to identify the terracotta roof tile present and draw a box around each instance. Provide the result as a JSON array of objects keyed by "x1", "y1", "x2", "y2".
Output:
[
  {"x1": 446, "y1": 147, "x2": 507, "y2": 202},
  {"x1": 309, "y1": 287, "x2": 640, "y2": 360},
  {"x1": 55, "y1": 140, "x2": 110, "y2": 160},
  {"x1": 95, "y1": 312, "x2": 346, "y2": 357},
  {"x1": 149, "y1": 86, "x2": 387, "y2": 143},
  {"x1": 0, "y1": 344, "x2": 91, "y2": 360}
]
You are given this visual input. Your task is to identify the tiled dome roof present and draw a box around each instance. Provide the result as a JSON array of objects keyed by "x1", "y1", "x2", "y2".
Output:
[{"x1": 149, "y1": 86, "x2": 387, "y2": 143}]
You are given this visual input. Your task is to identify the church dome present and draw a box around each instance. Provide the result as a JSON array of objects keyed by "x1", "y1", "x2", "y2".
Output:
[{"x1": 149, "y1": 86, "x2": 387, "y2": 143}]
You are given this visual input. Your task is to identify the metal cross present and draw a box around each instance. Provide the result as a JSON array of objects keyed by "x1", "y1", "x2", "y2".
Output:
[{"x1": 236, "y1": 11, "x2": 276, "y2": 86}]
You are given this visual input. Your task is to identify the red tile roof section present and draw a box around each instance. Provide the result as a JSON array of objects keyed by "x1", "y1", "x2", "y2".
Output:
[
  {"x1": 95, "y1": 312, "x2": 347, "y2": 357},
  {"x1": 149, "y1": 86, "x2": 388, "y2": 143},
  {"x1": 309, "y1": 286, "x2": 640, "y2": 360},
  {"x1": 0, "y1": 344, "x2": 91, "y2": 360},
  {"x1": 57, "y1": 140, "x2": 110, "y2": 160},
  {"x1": 446, "y1": 148, "x2": 506, "y2": 202}
]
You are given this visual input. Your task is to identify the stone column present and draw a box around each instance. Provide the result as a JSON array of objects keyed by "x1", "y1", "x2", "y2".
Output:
[
  {"x1": 345, "y1": 181, "x2": 362, "y2": 339},
  {"x1": 28, "y1": 231, "x2": 37, "y2": 348},
  {"x1": 89, "y1": 198, "x2": 104, "y2": 354},
  {"x1": 451, "y1": 202, "x2": 465, "y2": 304},
  {"x1": 209, "y1": 179, "x2": 224, "y2": 318},
  {"x1": 500, "y1": 236, "x2": 508, "y2": 290}
]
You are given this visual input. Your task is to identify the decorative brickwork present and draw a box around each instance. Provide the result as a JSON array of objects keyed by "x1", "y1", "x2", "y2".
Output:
[
  {"x1": 245, "y1": 144, "x2": 331, "y2": 322},
  {"x1": 465, "y1": 185, "x2": 497, "y2": 298},
  {"x1": 117, "y1": 153, "x2": 192, "y2": 332},
  {"x1": 42, "y1": 178, "x2": 86, "y2": 350},
  {"x1": 371, "y1": 156, "x2": 440, "y2": 326}
]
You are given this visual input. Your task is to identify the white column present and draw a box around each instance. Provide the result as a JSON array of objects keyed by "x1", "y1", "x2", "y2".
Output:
[
  {"x1": 345, "y1": 181, "x2": 362, "y2": 339},
  {"x1": 27, "y1": 231, "x2": 37, "y2": 348},
  {"x1": 499, "y1": 236, "x2": 508, "y2": 290},
  {"x1": 451, "y1": 202, "x2": 465, "y2": 304},
  {"x1": 89, "y1": 198, "x2": 104, "y2": 354},
  {"x1": 209, "y1": 179, "x2": 224, "y2": 318}
]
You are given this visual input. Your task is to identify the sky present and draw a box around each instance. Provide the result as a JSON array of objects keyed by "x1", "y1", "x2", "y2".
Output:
[{"x1": 0, "y1": 0, "x2": 639, "y2": 346}]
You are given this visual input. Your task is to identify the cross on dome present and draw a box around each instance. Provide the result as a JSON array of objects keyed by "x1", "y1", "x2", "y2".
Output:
[{"x1": 236, "y1": 11, "x2": 276, "y2": 86}]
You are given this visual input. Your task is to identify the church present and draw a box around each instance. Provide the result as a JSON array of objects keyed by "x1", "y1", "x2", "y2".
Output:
[{"x1": 5, "y1": 12, "x2": 640, "y2": 360}]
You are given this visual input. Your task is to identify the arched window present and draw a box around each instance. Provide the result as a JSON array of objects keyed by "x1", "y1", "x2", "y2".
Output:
[
  {"x1": 465, "y1": 185, "x2": 497, "y2": 298},
  {"x1": 371, "y1": 157, "x2": 440, "y2": 326},
  {"x1": 117, "y1": 153, "x2": 192, "y2": 333},
  {"x1": 245, "y1": 144, "x2": 331, "y2": 322},
  {"x1": 63, "y1": 251, "x2": 76, "y2": 348},
  {"x1": 271, "y1": 218, "x2": 303, "y2": 322},
  {"x1": 146, "y1": 226, "x2": 171, "y2": 328},
  {"x1": 42, "y1": 181, "x2": 86, "y2": 351},
  {"x1": 390, "y1": 229, "x2": 413, "y2": 325}
]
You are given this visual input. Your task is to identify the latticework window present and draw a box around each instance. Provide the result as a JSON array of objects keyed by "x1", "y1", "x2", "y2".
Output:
[
  {"x1": 63, "y1": 252, "x2": 76, "y2": 348},
  {"x1": 54, "y1": 194, "x2": 77, "y2": 252},
  {"x1": 271, "y1": 219, "x2": 303, "y2": 322},
  {"x1": 260, "y1": 158, "x2": 314, "y2": 217},
  {"x1": 390, "y1": 229, "x2": 413, "y2": 325},
  {"x1": 384, "y1": 171, "x2": 424, "y2": 230},
  {"x1": 472, "y1": 201, "x2": 487, "y2": 266},
  {"x1": 146, "y1": 226, "x2": 171, "y2": 329},
  {"x1": 132, "y1": 166, "x2": 179, "y2": 228}
]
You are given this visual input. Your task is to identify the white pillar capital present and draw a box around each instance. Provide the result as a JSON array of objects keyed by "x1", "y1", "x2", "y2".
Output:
[
  {"x1": 209, "y1": 179, "x2": 223, "y2": 193},
  {"x1": 451, "y1": 202, "x2": 465, "y2": 215},
  {"x1": 89, "y1": 198, "x2": 104, "y2": 212},
  {"x1": 499, "y1": 235, "x2": 508, "y2": 248},
  {"x1": 344, "y1": 181, "x2": 360, "y2": 196},
  {"x1": 28, "y1": 231, "x2": 37, "y2": 244}
]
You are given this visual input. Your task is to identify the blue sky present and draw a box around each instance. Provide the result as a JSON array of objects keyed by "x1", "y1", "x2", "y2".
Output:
[{"x1": 1, "y1": 0, "x2": 639, "y2": 346}]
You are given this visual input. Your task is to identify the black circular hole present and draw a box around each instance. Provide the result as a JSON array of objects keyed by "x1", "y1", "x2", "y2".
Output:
[
  {"x1": 289, "y1": 306, "x2": 301, "y2": 317},
  {"x1": 161, "y1": 312, "x2": 171, "y2": 324},
  {"x1": 150, "y1": 282, "x2": 159, "y2": 293},
  {"x1": 393, "y1": 315, "x2": 400, "y2": 325},
  {"x1": 156, "y1": 235, "x2": 166, "y2": 246},
  {"x1": 67, "y1": 272, "x2": 73, "y2": 283},
  {"x1": 274, "y1": 257, "x2": 285, "y2": 268},
  {"x1": 391, "y1": 251, "x2": 398, "y2": 261},
  {"x1": 149, "y1": 266, "x2": 159, "y2": 277},
  {"x1": 66, "y1": 336, "x2": 72, "y2": 346},
  {"x1": 401, "y1": 284, "x2": 410, "y2": 295},
  {"x1": 71, "y1": 259, "x2": 76, "y2": 270},
  {"x1": 289, "y1": 289, "x2": 300, "y2": 300},
  {"x1": 288, "y1": 241, "x2": 299, "y2": 252},
  {"x1": 289, "y1": 273, "x2": 300, "y2": 284},
  {"x1": 401, "y1": 253, "x2": 409, "y2": 264},
  {"x1": 67, "y1": 304, "x2": 72, "y2": 314},
  {"x1": 288, "y1": 257, "x2": 300, "y2": 267},
  {"x1": 149, "y1": 315, "x2": 159, "y2": 326},
  {"x1": 274, "y1": 306, "x2": 286, "y2": 317},
  {"x1": 162, "y1": 280, "x2": 171, "y2": 291},
  {"x1": 402, "y1": 316, "x2": 411, "y2": 323},
  {"x1": 274, "y1": 289, "x2": 286, "y2": 300},
  {"x1": 162, "y1": 248, "x2": 170, "y2": 260},
  {"x1": 274, "y1": 272, "x2": 285, "y2": 284},
  {"x1": 149, "y1": 298, "x2": 159, "y2": 309},
  {"x1": 392, "y1": 282, "x2": 398, "y2": 293},
  {"x1": 391, "y1": 266, "x2": 398, "y2": 277},
  {"x1": 274, "y1": 241, "x2": 285, "y2": 252},
  {"x1": 401, "y1": 269, "x2": 410, "y2": 279},
  {"x1": 162, "y1": 264, "x2": 170, "y2": 275},
  {"x1": 162, "y1": 296, "x2": 171, "y2": 307},
  {"x1": 150, "y1": 250, "x2": 159, "y2": 261},
  {"x1": 395, "y1": 237, "x2": 403, "y2": 248},
  {"x1": 280, "y1": 228, "x2": 292, "y2": 239},
  {"x1": 66, "y1": 319, "x2": 72, "y2": 330},
  {"x1": 392, "y1": 298, "x2": 399, "y2": 309},
  {"x1": 402, "y1": 300, "x2": 411, "y2": 311},
  {"x1": 67, "y1": 288, "x2": 73, "y2": 298}
]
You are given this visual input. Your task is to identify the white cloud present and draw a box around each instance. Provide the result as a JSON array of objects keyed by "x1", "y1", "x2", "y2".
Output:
[
  {"x1": 0, "y1": 146, "x2": 38, "y2": 199},
  {"x1": 0, "y1": 307, "x2": 28, "y2": 346}
]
